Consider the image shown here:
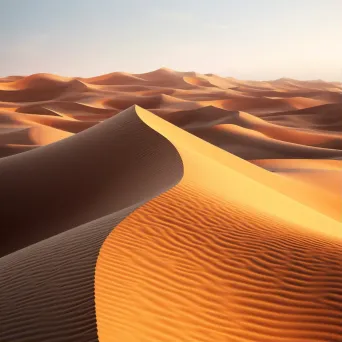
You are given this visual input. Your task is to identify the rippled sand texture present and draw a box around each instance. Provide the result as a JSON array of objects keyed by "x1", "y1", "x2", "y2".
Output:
[
  {"x1": 96, "y1": 107, "x2": 342, "y2": 342},
  {"x1": 0, "y1": 69, "x2": 341, "y2": 342}
]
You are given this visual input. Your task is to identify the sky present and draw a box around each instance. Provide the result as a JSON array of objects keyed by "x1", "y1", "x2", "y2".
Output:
[{"x1": 1, "y1": 0, "x2": 341, "y2": 81}]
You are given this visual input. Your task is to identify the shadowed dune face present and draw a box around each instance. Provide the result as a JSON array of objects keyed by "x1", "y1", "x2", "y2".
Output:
[
  {"x1": 0, "y1": 106, "x2": 184, "y2": 342},
  {"x1": 0, "y1": 106, "x2": 184, "y2": 257},
  {"x1": 0, "y1": 69, "x2": 342, "y2": 342}
]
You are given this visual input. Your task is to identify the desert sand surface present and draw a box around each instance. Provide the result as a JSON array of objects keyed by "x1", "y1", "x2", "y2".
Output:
[{"x1": 0, "y1": 69, "x2": 341, "y2": 342}]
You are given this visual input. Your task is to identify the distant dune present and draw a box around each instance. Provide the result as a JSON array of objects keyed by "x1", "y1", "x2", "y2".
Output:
[
  {"x1": 0, "y1": 69, "x2": 341, "y2": 160},
  {"x1": 0, "y1": 69, "x2": 341, "y2": 342}
]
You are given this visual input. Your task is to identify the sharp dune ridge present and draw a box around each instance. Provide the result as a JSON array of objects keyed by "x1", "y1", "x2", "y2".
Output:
[
  {"x1": 0, "y1": 106, "x2": 184, "y2": 342},
  {"x1": 96, "y1": 107, "x2": 342, "y2": 342},
  {"x1": 0, "y1": 106, "x2": 183, "y2": 257},
  {"x1": 0, "y1": 68, "x2": 341, "y2": 342}
]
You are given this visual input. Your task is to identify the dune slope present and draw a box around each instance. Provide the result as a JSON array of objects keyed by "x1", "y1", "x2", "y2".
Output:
[
  {"x1": 0, "y1": 106, "x2": 184, "y2": 342},
  {"x1": 0, "y1": 69, "x2": 341, "y2": 342},
  {"x1": 1, "y1": 69, "x2": 341, "y2": 160},
  {"x1": 0, "y1": 106, "x2": 183, "y2": 257},
  {"x1": 95, "y1": 107, "x2": 342, "y2": 342}
]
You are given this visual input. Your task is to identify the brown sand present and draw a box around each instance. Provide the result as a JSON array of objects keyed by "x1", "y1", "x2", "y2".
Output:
[
  {"x1": 1, "y1": 70, "x2": 340, "y2": 160},
  {"x1": 0, "y1": 69, "x2": 341, "y2": 342},
  {"x1": 0, "y1": 106, "x2": 183, "y2": 342}
]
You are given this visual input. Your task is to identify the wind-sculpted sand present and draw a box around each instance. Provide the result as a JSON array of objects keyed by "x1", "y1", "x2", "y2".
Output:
[
  {"x1": 0, "y1": 69, "x2": 341, "y2": 342},
  {"x1": 0, "y1": 68, "x2": 341, "y2": 160},
  {"x1": 96, "y1": 107, "x2": 342, "y2": 342}
]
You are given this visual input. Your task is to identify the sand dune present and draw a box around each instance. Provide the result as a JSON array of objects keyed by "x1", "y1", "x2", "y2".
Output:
[
  {"x1": 200, "y1": 96, "x2": 327, "y2": 114},
  {"x1": 95, "y1": 107, "x2": 342, "y2": 342},
  {"x1": 262, "y1": 103, "x2": 342, "y2": 132},
  {"x1": 0, "y1": 74, "x2": 89, "y2": 102},
  {"x1": 17, "y1": 113, "x2": 98, "y2": 133},
  {"x1": 252, "y1": 158, "x2": 342, "y2": 199},
  {"x1": 166, "y1": 106, "x2": 342, "y2": 159},
  {"x1": 82, "y1": 72, "x2": 147, "y2": 85},
  {"x1": 0, "y1": 106, "x2": 183, "y2": 257},
  {"x1": 0, "y1": 73, "x2": 71, "y2": 90},
  {"x1": 1, "y1": 68, "x2": 340, "y2": 160},
  {"x1": 183, "y1": 75, "x2": 216, "y2": 87},
  {"x1": 0, "y1": 143, "x2": 37, "y2": 158},
  {"x1": 1, "y1": 69, "x2": 341, "y2": 342},
  {"x1": 0, "y1": 106, "x2": 183, "y2": 342}
]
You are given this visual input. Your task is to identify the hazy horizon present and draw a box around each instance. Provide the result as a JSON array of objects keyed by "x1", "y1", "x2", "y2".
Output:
[{"x1": 1, "y1": 0, "x2": 341, "y2": 81}]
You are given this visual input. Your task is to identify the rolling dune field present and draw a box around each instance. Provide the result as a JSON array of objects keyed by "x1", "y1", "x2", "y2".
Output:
[{"x1": 0, "y1": 69, "x2": 341, "y2": 342}]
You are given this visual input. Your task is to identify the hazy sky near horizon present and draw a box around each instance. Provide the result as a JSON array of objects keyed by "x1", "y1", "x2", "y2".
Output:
[{"x1": 1, "y1": 0, "x2": 341, "y2": 81}]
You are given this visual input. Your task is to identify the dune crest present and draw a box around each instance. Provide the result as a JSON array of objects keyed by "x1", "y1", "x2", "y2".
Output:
[
  {"x1": 0, "y1": 106, "x2": 184, "y2": 342},
  {"x1": 95, "y1": 107, "x2": 342, "y2": 342},
  {"x1": 0, "y1": 69, "x2": 341, "y2": 342}
]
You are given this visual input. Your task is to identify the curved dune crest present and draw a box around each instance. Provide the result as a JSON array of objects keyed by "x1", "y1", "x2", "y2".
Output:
[
  {"x1": 0, "y1": 74, "x2": 89, "y2": 102},
  {"x1": 166, "y1": 106, "x2": 342, "y2": 159},
  {"x1": 0, "y1": 106, "x2": 184, "y2": 342},
  {"x1": 83, "y1": 72, "x2": 147, "y2": 85},
  {"x1": 0, "y1": 73, "x2": 72, "y2": 90},
  {"x1": 0, "y1": 106, "x2": 183, "y2": 257},
  {"x1": 95, "y1": 107, "x2": 342, "y2": 342}
]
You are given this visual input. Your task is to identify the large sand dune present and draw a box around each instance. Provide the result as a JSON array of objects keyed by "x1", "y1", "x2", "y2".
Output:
[
  {"x1": 0, "y1": 106, "x2": 184, "y2": 342},
  {"x1": 96, "y1": 107, "x2": 342, "y2": 342},
  {"x1": 0, "y1": 69, "x2": 341, "y2": 342}
]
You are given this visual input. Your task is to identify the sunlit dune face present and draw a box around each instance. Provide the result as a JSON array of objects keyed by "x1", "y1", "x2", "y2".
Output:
[
  {"x1": 96, "y1": 167, "x2": 342, "y2": 342},
  {"x1": 95, "y1": 108, "x2": 342, "y2": 342},
  {"x1": 251, "y1": 159, "x2": 342, "y2": 215}
]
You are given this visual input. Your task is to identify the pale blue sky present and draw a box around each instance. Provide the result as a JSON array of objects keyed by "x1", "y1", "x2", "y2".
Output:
[{"x1": 1, "y1": 0, "x2": 341, "y2": 80}]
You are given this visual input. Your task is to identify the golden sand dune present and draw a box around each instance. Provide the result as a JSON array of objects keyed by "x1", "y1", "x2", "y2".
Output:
[
  {"x1": 200, "y1": 96, "x2": 328, "y2": 114},
  {"x1": 0, "y1": 73, "x2": 72, "y2": 90},
  {"x1": 0, "y1": 69, "x2": 341, "y2": 342},
  {"x1": 0, "y1": 74, "x2": 88, "y2": 102},
  {"x1": 82, "y1": 72, "x2": 147, "y2": 85},
  {"x1": 262, "y1": 103, "x2": 342, "y2": 132},
  {"x1": 166, "y1": 106, "x2": 342, "y2": 159},
  {"x1": 251, "y1": 159, "x2": 342, "y2": 215},
  {"x1": 102, "y1": 93, "x2": 202, "y2": 112},
  {"x1": 95, "y1": 107, "x2": 342, "y2": 342},
  {"x1": 183, "y1": 76, "x2": 217, "y2": 87}
]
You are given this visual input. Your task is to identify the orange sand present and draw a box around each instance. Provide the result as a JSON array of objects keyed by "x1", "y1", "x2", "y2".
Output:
[
  {"x1": 95, "y1": 107, "x2": 342, "y2": 342},
  {"x1": 0, "y1": 69, "x2": 341, "y2": 342}
]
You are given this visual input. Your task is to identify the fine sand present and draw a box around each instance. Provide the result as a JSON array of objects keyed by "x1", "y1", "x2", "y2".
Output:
[
  {"x1": 0, "y1": 69, "x2": 341, "y2": 160},
  {"x1": 0, "y1": 69, "x2": 341, "y2": 342}
]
